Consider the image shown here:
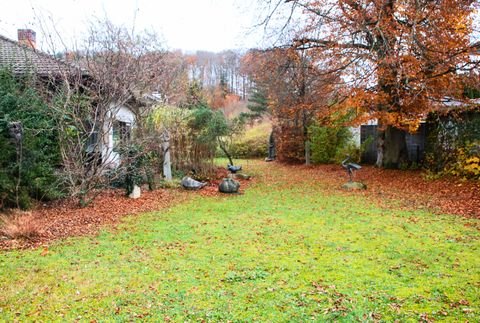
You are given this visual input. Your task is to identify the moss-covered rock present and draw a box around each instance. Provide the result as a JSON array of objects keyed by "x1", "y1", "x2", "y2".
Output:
[{"x1": 341, "y1": 182, "x2": 367, "y2": 190}]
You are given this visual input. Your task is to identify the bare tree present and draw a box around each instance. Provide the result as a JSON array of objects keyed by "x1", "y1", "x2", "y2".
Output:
[{"x1": 38, "y1": 18, "x2": 172, "y2": 205}]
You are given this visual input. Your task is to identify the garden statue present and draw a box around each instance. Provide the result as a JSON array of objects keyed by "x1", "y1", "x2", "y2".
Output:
[
  {"x1": 265, "y1": 131, "x2": 276, "y2": 162},
  {"x1": 8, "y1": 122, "x2": 23, "y2": 146},
  {"x1": 341, "y1": 155, "x2": 361, "y2": 182},
  {"x1": 219, "y1": 177, "x2": 240, "y2": 193},
  {"x1": 341, "y1": 155, "x2": 366, "y2": 190},
  {"x1": 181, "y1": 176, "x2": 207, "y2": 190},
  {"x1": 160, "y1": 129, "x2": 172, "y2": 180},
  {"x1": 227, "y1": 164, "x2": 242, "y2": 174}
]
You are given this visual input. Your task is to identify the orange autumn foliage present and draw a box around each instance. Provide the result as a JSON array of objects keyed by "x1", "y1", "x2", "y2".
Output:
[
  {"x1": 241, "y1": 48, "x2": 338, "y2": 162},
  {"x1": 208, "y1": 90, "x2": 240, "y2": 110},
  {"x1": 292, "y1": 0, "x2": 476, "y2": 125},
  {"x1": 254, "y1": 0, "x2": 479, "y2": 166}
]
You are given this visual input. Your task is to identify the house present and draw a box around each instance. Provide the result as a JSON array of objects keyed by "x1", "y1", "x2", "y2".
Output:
[
  {"x1": 0, "y1": 29, "x2": 136, "y2": 168},
  {"x1": 357, "y1": 120, "x2": 428, "y2": 165},
  {"x1": 354, "y1": 97, "x2": 480, "y2": 165}
]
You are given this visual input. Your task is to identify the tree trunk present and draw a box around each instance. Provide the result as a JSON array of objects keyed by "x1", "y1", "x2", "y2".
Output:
[
  {"x1": 218, "y1": 139, "x2": 234, "y2": 165},
  {"x1": 375, "y1": 131, "x2": 384, "y2": 168},
  {"x1": 379, "y1": 125, "x2": 408, "y2": 169},
  {"x1": 305, "y1": 140, "x2": 311, "y2": 165}
]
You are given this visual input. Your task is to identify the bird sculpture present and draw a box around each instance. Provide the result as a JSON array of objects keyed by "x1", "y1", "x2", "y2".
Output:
[
  {"x1": 181, "y1": 176, "x2": 207, "y2": 190},
  {"x1": 227, "y1": 164, "x2": 242, "y2": 174},
  {"x1": 341, "y1": 155, "x2": 361, "y2": 182}
]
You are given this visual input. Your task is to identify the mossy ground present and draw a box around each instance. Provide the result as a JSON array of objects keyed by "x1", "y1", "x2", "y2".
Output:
[{"x1": 1, "y1": 160, "x2": 479, "y2": 321}]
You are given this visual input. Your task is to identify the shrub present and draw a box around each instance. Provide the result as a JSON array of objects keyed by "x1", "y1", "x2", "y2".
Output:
[
  {"x1": 425, "y1": 111, "x2": 480, "y2": 179},
  {"x1": 444, "y1": 142, "x2": 480, "y2": 180},
  {"x1": 104, "y1": 145, "x2": 159, "y2": 193},
  {"x1": 309, "y1": 123, "x2": 354, "y2": 164},
  {"x1": 0, "y1": 213, "x2": 42, "y2": 240},
  {"x1": 0, "y1": 69, "x2": 62, "y2": 209},
  {"x1": 149, "y1": 104, "x2": 231, "y2": 176},
  {"x1": 121, "y1": 144, "x2": 144, "y2": 195},
  {"x1": 228, "y1": 123, "x2": 270, "y2": 159},
  {"x1": 229, "y1": 137, "x2": 268, "y2": 158},
  {"x1": 157, "y1": 179, "x2": 182, "y2": 189}
]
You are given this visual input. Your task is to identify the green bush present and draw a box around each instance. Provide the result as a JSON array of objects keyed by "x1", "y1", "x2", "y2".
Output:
[
  {"x1": 429, "y1": 142, "x2": 480, "y2": 180},
  {"x1": 309, "y1": 123, "x2": 354, "y2": 164},
  {"x1": 122, "y1": 145, "x2": 144, "y2": 195},
  {"x1": 228, "y1": 123, "x2": 270, "y2": 159},
  {"x1": 149, "y1": 104, "x2": 232, "y2": 176},
  {"x1": 229, "y1": 136, "x2": 268, "y2": 158},
  {"x1": 0, "y1": 69, "x2": 62, "y2": 209}
]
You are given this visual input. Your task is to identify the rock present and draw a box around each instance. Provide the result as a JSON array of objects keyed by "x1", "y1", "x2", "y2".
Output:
[
  {"x1": 129, "y1": 185, "x2": 141, "y2": 199},
  {"x1": 341, "y1": 182, "x2": 367, "y2": 190},
  {"x1": 219, "y1": 178, "x2": 240, "y2": 193},
  {"x1": 233, "y1": 173, "x2": 251, "y2": 180},
  {"x1": 181, "y1": 176, "x2": 207, "y2": 190}
]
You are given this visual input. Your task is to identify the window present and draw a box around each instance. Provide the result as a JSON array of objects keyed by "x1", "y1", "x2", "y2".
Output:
[
  {"x1": 86, "y1": 130, "x2": 99, "y2": 153},
  {"x1": 113, "y1": 121, "x2": 131, "y2": 150}
]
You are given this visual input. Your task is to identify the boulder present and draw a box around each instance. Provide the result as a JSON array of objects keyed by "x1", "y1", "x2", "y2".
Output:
[
  {"x1": 341, "y1": 182, "x2": 367, "y2": 190},
  {"x1": 219, "y1": 178, "x2": 240, "y2": 193},
  {"x1": 233, "y1": 173, "x2": 251, "y2": 180}
]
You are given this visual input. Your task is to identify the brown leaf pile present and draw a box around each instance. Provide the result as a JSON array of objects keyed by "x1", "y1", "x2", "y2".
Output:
[
  {"x1": 0, "y1": 188, "x2": 185, "y2": 250},
  {"x1": 286, "y1": 164, "x2": 480, "y2": 219},
  {"x1": 0, "y1": 167, "x2": 254, "y2": 250}
]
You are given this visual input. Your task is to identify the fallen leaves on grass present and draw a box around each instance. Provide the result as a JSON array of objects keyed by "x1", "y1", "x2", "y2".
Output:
[
  {"x1": 0, "y1": 167, "x2": 254, "y2": 250},
  {"x1": 0, "y1": 188, "x2": 185, "y2": 250},
  {"x1": 1, "y1": 161, "x2": 477, "y2": 250},
  {"x1": 198, "y1": 167, "x2": 254, "y2": 197},
  {"x1": 257, "y1": 162, "x2": 480, "y2": 219}
]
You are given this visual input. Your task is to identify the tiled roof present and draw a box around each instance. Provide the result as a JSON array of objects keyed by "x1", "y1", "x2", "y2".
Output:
[{"x1": 0, "y1": 34, "x2": 66, "y2": 76}]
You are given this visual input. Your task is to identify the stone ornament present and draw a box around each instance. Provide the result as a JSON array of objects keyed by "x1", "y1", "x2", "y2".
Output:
[
  {"x1": 219, "y1": 177, "x2": 240, "y2": 194},
  {"x1": 181, "y1": 176, "x2": 207, "y2": 190}
]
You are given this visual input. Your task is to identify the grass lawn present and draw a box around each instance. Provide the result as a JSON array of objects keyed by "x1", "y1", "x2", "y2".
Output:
[{"x1": 1, "y1": 160, "x2": 479, "y2": 321}]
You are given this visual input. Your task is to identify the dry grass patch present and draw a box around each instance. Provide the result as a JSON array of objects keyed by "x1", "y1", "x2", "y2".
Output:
[{"x1": 0, "y1": 212, "x2": 42, "y2": 240}]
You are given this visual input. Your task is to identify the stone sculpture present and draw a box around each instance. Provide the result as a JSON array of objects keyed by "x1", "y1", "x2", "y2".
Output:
[
  {"x1": 265, "y1": 131, "x2": 276, "y2": 162},
  {"x1": 227, "y1": 164, "x2": 242, "y2": 174},
  {"x1": 181, "y1": 176, "x2": 207, "y2": 190},
  {"x1": 160, "y1": 129, "x2": 172, "y2": 181},
  {"x1": 219, "y1": 177, "x2": 240, "y2": 193}
]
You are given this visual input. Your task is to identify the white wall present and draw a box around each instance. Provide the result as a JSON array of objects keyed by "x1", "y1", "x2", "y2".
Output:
[
  {"x1": 102, "y1": 104, "x2": 136, "y2": 168},
  {"x1": 349, "y1": 127, "x2": 361, "y2": 147},
  {"x1": 350, "y1": 119, "x2": 378, "y2": 148}
]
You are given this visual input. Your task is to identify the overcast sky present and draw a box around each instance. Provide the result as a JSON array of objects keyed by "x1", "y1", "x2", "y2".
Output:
[{"x1": 0, "y1": 0, "x2": 265, "y2": 52}]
